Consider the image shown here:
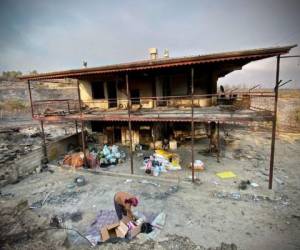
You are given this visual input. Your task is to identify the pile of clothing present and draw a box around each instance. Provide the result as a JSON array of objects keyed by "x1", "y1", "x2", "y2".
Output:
[{"x1": 143, "y1": 149, "x2": 181, "y2": 176}]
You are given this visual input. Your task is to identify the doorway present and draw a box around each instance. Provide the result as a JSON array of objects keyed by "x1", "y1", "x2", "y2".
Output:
[
  {"x1": 131, "y1": 89, "x2": 140, "y2": 105},
  {"x1": 158, "y1": 76, "x2": 171, "y2": 106},
  {"x1": 107, "y1": 81, "x2": 117, "y2": 108}
]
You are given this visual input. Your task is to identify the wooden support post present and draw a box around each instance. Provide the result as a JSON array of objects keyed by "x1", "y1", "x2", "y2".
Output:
[
  {"x1": 27, "y1": 80, "x2": 34, "y2": 118},
  {"x1": 217, "y1": 121, "x2": 220, "y2": 163},
  {"x1": 208, "y1": 122, "x2": 212, "y2": 153},
  {"x1": 269, "y1": 55, "x2": 280, "y2": 189},
  {"x1": 67, "y1": 101, "x2": 70, "y2": 114},
  {"x1": 126, "y1": 73, "x2": 134, "y2": 174},
  {"x1": 75, "y1": 120, "x2": 78, "y2": 134},
  {"x1": 153, "y1": 124, "x2": 156, "y2": 150},
  {"x1": 40, "y1": 120, "x2": 47, "y2": 159},
  {"x1": 76, "y1": 80, "x2": 82, "y2": 113},
  {"x1": 75, "y1": 120, "x2": 80, "y2": 147},
  {"x1": 76, "y1": 80, "x2": 87, "y2": 167},
  {"x1": 191, "y1": 68, "x2": 195, "y2": 182},
  {"x1": 81, "y1": 120, "x2": 88, "y2": 167}
]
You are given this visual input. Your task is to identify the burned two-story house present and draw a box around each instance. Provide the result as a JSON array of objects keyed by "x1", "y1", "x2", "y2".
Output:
[{"x1": 20, "y1": 45, "x2": 295, "y2": 186}]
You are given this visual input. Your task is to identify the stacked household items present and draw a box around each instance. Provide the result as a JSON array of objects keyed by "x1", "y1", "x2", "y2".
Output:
[
  {"x1": 189, "y1": 159, "x2": 205, "y2": 171},
  {"x1": 95, "y1": 145, "x2": 126, "y2": 167},
  {"x1": 143, "y1": 149, "x2": 181, "y2": 176}
]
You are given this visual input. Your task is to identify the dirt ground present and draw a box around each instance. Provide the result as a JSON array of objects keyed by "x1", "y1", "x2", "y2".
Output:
[{"x1": 1, "y1": 128, "x2": 300, "y2": 250}]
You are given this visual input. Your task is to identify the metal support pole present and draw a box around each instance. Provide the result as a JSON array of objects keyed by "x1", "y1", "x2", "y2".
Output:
[
  {"x1": 217, "y1": 121, "x2": 220, "y2": 162},
  {"x1": 191, "y1": 68, "x2": 195, "y2": 182},
  {"x1": 40, "y1": 120, "x2": 47, "y2": 159},
  {"x1": 269, "y1": 55, "x2": 280, "y2": 189},
  {"x1": 126, "y1": 73, "x2": 134, "y2": 174},
  {"x1": 27, "y1": 80, "x2": 34, "y2": 118}
]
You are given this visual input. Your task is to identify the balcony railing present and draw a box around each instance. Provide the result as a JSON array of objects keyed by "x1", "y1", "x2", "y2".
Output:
[{"x1": 30, "y1": 92, "x2": 275, "y2": 117}]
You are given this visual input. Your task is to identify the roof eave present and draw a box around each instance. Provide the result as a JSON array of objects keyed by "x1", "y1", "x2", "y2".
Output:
[{"x1": 19, "y1": 44, "x2": 297, "y2": 81}]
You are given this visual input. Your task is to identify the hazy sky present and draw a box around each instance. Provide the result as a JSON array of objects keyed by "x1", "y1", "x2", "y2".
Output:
[{"x1": 0, "y1": 0, "x2": 299, "y2": 88}]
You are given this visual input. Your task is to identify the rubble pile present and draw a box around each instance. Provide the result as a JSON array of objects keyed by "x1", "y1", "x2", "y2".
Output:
[
  {"x1": 96, "y1": 234, "x2": 237, "y2": 250},
  {"x1": 0, "y1": 129, "x2": 39, "y2": 164},
  {"x1": 0, "y1": 199, "x2": 68, "y2": 249},
  {"x1": 0, "y1": 129, "x2": 42, "y2": 187}
]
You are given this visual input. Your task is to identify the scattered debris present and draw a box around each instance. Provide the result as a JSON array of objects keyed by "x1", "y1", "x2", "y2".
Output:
[
  {"x1": 74, "y1": 175, "x2": 86, "y2": 186},
  {"x1": 238, "y1": 180, "x2": 250, "y2": 190},
  {"x1": 138, "y1": 179, "x2": 160, "y2": 187},
  {"x1": 216, "y1": 171, "x2": 237, "y2": 179},
  {"x1": 42, "y1": 191, "x2": 53, "y2": 206},
  {"x1": 275, "y1": 177, "x2": 284, "y2": 185},
  {"x1": 250, "y1": 182, "x2": 259, "y2": 188},
  {"x1": 124, "y1": 179, "x2": 133, "y2": 184},
  {"x1": 63, "y1": 211, "x2": 83, "y2": 222},
  {"x1": 31, "y1": 190, "x2": 85, "y2": 207},
  {"x1": 291, "y1": 214, "x2": 300, "y2": 220},
  {"x1": 49, "y1": 215, "x2": 63, "y2": 228},
  {"x1": 189, "y1": 160, "x2": 205, "y2": 171},
  {"x1": 0, "y1": 199, "x2": 67, "y2": 248}
]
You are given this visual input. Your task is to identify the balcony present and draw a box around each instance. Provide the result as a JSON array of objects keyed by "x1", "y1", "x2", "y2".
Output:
[{"x1": 31, "y1": 93, "x2": 275, "y2": 123}]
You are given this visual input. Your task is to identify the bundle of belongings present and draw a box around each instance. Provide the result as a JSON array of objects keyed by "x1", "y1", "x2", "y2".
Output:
[
  {"x1": 63, "y1": 152, "x2": 84, "y2": 168},
  {"x1": 63, "y1": 145, "x2": 126, "y2": 168},
  {"x1": 189, "y1": 159, "x2": 205, "y2": 171},
  {"x1": 95, "y1": 145, "x2": 126, "y2": 167},
  {"x1": 142, "y1": 149, "x2": 181, "y2": 176}
]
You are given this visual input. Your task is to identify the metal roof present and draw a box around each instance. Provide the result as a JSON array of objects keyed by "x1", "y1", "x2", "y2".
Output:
[{"x1": 20, "y1": 44, "x2": 297, "y2": 81}]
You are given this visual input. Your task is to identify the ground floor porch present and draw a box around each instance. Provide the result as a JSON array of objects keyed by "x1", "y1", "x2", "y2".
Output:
[{"x1": 2, "y1": 128, "x2": 300, "y2": 249}]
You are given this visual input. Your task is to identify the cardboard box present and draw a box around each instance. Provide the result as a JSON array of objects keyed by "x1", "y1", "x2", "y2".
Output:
[
  {"x1": 128, "y1": 224, "x2": 142, "y2": 239},
  {"x1": 100, "y1": 221, "x2": 128, "y2": 242},
  {"x1": 116, "y1": 221, "x2": 128, "y2": 237}
]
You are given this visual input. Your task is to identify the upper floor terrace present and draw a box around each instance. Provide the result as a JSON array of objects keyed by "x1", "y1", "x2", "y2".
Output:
[
  {"x1": 20, "y1": 44, "x2": 295, "y2": 124},
  {"x1": 30, "y1": 91, "x2": 275, "y2": 123}
]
